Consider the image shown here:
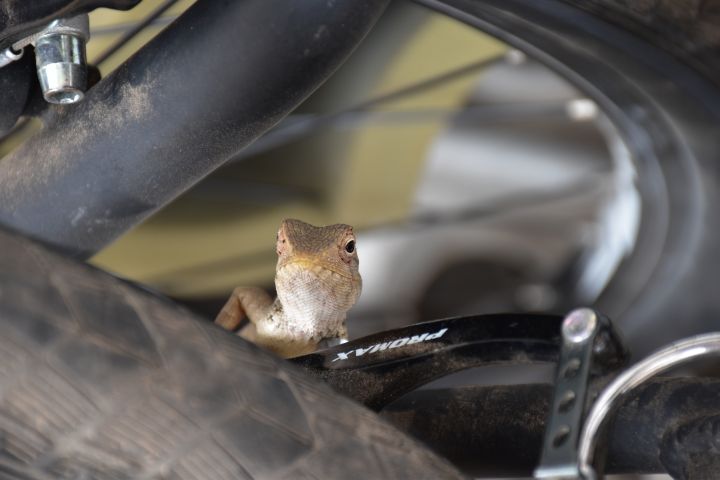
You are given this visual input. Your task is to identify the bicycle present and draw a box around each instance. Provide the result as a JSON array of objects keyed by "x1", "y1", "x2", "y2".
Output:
[{"x1": 0, "y1": 1, "x2": 719, "y2": 478}]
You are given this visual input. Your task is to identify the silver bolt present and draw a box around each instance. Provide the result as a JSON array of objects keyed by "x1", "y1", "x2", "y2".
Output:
[
  {"x1": 562, "y1": 308, "x2": 597, "y2": 344},
  {"x1": 34, "y1": 15, "x2": 89, "y2": 104}
]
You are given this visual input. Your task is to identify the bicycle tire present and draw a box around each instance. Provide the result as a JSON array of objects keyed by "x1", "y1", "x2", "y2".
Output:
[
  {"x1": 0, "y1": 228, "x2": 463, "y2": 479},
  {"x1": 413, "y1": 0, "x2": 720, "y2": 358}
]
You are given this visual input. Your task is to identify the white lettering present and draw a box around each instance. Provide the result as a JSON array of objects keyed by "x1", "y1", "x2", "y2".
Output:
[
  {"x1": 330, "y1": 327, "x2": 450, "y2": 361},
  {"x1": 389, "y1": 338, "x2": 409, "y2": 348},
  {"x1": 370, "y1": 342, "x2": 391, "y2": 353},
  {"x1": 425, "y1": 328, "x2": 448, "y2": 340},
  {"x1": 407, "y1": 333, "x2": 428, "y2": 345},
  {"x1": 355, "y1": 346, "x2": 374, "y2": 357},
  {"x1": 332, "y1": 351, "x2": 351, "y2": 363}
]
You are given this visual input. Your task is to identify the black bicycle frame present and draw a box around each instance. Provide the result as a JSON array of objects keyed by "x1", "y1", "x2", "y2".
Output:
[{"x1": 0, "y1": 0, "x2": 389, "y2": 258}]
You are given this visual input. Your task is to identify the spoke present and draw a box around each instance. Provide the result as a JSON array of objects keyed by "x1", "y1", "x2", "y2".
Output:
[
  {"x1": 273, "y1": 103, "x2": 566, "y2": 128},
  {"x1": 231, "y1": 101, "x2": 568, "y2": 161},
  {"x1": 94, "y1": 0, "x2": 182, "y2": 67},
  {"x1": 91, "y1": 16, "x2": 177, "y2": 37},
  {"x1": 331, "y1": 56, "x2": 502, "y2": 112},
  {"x1": 227, "y1": 55, "x2": 505, "y2": 162},
  {"x1": 372, "y1": 175, "x2": 607, "y2": 230},
  {"x1": 151, "y1": 176, "x2": 605, "y2": 281}
]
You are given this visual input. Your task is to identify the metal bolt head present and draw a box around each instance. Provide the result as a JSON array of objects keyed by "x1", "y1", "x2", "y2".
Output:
[
  {"x1": 35, "y1": 33, "x2": 87, "y2": 104},
  {"x1": 33, "y1": 15, "x2": 89, "y2": 105},
  {"x1": 562, "y1": 308, "x2": 597, "y2": 344}
]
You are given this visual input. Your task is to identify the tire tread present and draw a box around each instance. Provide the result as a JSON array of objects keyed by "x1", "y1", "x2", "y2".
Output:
[{"x1": 0, "y1": 231, "x2": 463, "y2": 479}]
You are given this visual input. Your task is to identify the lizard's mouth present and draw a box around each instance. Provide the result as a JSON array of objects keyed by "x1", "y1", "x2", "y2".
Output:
[{"x1": 278, "y1": 257, "x2": 356, "y2": 281}]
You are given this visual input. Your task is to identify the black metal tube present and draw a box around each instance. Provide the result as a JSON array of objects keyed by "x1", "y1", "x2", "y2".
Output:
[
  {"x1": 660, "y1": 414, "x2": 720, "y2": 480},
  {"x1": 380, "y1": 378, "x2": 720, "y2": 477},
  {"x1": 0, "y1": 0, "x2": 388, "y2": 258}
]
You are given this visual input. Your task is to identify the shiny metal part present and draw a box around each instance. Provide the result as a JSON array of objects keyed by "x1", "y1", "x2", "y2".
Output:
[
  {"x1": 562, "y1": 308, "x2": 598, "y2": 344},
  {"x1": 578, "y1": 332, "x2": 720, "y2": 479},
  {"x1": 33, "y1": 15, "x2": 90, "y2": 104},
  {"x1": 0, "y1": 47, "x2": 23, "y2": 68},
  {"x1": 535, "y1": 309, "x2": 601, "y2": 480}
]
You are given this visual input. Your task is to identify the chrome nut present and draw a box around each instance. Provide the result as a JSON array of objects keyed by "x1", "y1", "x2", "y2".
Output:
[{"x1": 34, "y1": 16, "x2": 89, "y2": 104}]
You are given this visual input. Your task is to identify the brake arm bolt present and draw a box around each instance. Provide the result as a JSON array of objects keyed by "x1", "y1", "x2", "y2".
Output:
[
  {"x1": 34, "y1": 15, "x2": 90, "y2": 104},
  {"x1": 562, "y1": 308, "x2": 598, "y2": 344}
]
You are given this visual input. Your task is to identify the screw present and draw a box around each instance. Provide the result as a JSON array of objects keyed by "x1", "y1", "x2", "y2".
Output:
[
  {"x1": 562, "y1": 308, "x2": 597, "y2": 344},
  {"x1": 34, "y1": 15, "x2": 89, "y2": 104}
]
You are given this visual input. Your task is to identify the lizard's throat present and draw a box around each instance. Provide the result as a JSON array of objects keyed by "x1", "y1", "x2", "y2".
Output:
[{"x1": 275, "y1": 262, "x2": 361, "y2": 327}]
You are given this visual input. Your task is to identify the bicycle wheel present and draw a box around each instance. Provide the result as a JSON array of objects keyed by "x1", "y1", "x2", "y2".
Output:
[
  {"x1": 408, "y1": 0, "x2": 720, "y2": 358},
  {"x1": 0, "y1": 228, "x2": 462, "y2": 479},
  {"x1": 1, "y1": 0, "x2": 720, "y2": 478}
]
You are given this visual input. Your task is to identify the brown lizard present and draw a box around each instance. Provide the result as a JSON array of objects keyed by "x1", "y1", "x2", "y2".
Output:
[{"x1": 215, "y1": 219, "x2": 362, "y2": 358}]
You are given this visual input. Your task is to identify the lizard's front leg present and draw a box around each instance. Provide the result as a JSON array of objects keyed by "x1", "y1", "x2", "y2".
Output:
[{"x1": 215, "y1": 287, "x2": 273, "y2": 339}]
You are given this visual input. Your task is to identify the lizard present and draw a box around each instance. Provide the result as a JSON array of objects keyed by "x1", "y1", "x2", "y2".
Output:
[{"x1": 215, "y1": 218, "x2": 362, "y2": 358}]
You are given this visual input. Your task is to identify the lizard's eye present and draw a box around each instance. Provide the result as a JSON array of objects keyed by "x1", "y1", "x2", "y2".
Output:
[{"x1": 345, "y1": 240, "x2": 355, "y2": 253}]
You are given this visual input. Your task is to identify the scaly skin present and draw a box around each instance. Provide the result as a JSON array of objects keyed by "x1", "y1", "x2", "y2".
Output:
[{"x1": 215, "y1": 219, "x2": 362, "y2": 358}]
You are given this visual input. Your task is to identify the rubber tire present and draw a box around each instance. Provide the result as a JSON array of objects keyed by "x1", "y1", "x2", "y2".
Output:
[
  {"x1": 0, "y1": 229, "x2": 463, "y2": 480},
  {"x1": 413, "y1": 0, "x2": 720, "y2": 359},
  {"x1": 567, "y1": 0, "x2": 720, "y2": 90}
]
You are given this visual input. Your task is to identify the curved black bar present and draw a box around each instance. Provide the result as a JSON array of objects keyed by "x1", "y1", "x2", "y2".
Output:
[
  {"x1": 294, "y1": 314, "x2": 562, "y2": 410},
  {"x1": 0, "y1": 0, "x2": 389, "y2": 258},
  {"x1": 293, "y1": 313, "x2": 625, "y2": 410}
]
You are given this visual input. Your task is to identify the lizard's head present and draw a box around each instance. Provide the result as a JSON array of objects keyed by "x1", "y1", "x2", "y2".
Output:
[{"x1": 275, "y1": 218, "x2": 362, "y2": 318}]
